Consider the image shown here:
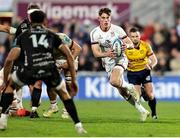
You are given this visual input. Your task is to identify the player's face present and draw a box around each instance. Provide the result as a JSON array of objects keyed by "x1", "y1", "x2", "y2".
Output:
[
  {"x1": 129, "y1": 32, "x2": 141, "y2": 45},
  {"x1": 98, "y1": 13, "x2": 111, "y2": 29}
]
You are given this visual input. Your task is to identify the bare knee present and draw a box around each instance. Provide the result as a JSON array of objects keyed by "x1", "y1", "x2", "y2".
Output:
[
  {"x1": 148, "y1": 93, "x2": 154, "y2": 100},
  {"x1": 146, "y1": 90, "x2": 154, "y2": 100}
]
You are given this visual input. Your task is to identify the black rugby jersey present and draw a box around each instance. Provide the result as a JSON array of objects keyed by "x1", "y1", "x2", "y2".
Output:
[
  {"x1": 15, "y1": 19, "x2": 31, "y2": 38},
  {"x1": 16, "y1": 25, "x2": 62, "y2": 76}
]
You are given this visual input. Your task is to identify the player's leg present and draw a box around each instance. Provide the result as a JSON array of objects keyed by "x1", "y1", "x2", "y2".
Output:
[
  {"x1": 0, "y1": 68, "x2": 24, "y2": 117},
  {"x1": 144, "y1": 82, "x2": 157, "y2": 119},
  {"x1": 29, "y1": 80, "x2": 42, "y2": 118},
  {"x1": 140, "y1": 69, "x2": 157, "y2": 119},
  {"x1": 109, "y1": 66, "x2": 149, "y2": 121},
  {"x1": 60, "y1": 70, "x2": 79, "y2": 119},
  {"x1": 127, "y1": 70, "x2": 151, "y2": 121},
  {"x1": 43, "y1": 90, "x2": 59, "y2": 118},
  {"x1": 54, "y1": 80, "x2": 86, "y2": 134},
  {"x1": 9, "y1": 88, "x2": 22, "y2": 116},
  {"x1": 44, "y1": 70, "x2": 86, "y2": 134},
  {"x1": 0, "y1": 78, "x2": 17, "y2": 130},
  {"x1": 15, "y1": 88, "x2": 23, "y2": 109},
  {"x1": 109, "y1": 65, "x2": 140, "y2": 101}
]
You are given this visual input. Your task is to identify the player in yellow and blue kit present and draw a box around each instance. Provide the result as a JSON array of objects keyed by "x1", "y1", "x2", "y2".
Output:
[{"x1": 125, "y1": 27, "x2": 158, "y2": 119}]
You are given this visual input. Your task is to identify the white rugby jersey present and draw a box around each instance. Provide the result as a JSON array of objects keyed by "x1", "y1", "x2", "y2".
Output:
[
  {"x1": 90, "y1": 24, "x2": 128, "y2": 73},
  {"x1": 54, "y1": 33, "x2": 78, "y2": 69},
  {"x1": 54, "y1": 33, "x2": 73, "y2": 60}
]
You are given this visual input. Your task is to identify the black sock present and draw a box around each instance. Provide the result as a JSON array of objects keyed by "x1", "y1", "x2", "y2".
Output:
[
  {"x1": 31, "y1": 88, "x2": 42, "y2": 107},
  {"x1": 127, "y1": 95, "x2": 135, "y2": 106},
  {"x1": 63, "y1": 99, "x2": 80, "y2": 124},
  {"x1": 1, "y1": 92, "x2": 14, "y2": 114},
  {"x1": 148, "y1": 97, "x2": 157, "y2": 116}
]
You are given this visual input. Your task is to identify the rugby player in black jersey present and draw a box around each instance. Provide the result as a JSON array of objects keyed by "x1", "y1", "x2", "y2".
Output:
[{"x1": 0, "y1": 10, "x2": 87, "y2": 134}]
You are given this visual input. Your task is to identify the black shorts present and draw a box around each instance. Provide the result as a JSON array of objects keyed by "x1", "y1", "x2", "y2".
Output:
[
  {"x1": 127, "y1": 69, "x2": 152, "y2": 85},
  {"x1": 12, "y1": 67, "x2": 62, "y2": 89}
]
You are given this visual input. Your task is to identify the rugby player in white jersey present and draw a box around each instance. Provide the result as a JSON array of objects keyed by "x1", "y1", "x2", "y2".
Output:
[
  {"x1": 90, "y1": 8, "x2": 150, "y2": 121},
  {"x1": 43, "y1": 33, "x2": 81, "y2": 119}
]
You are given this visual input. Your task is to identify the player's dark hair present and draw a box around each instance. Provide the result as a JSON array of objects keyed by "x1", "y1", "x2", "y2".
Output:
[
  {"x1": 27, "y1": 3, "x2": 40, "y2": 10},
  {"x1": 129, "y1": 27, "x2": 139, "y2": 33},
  {"x1": 30, "y1": 10, "x2": 46, "y2": 23},
  {"x1": 99, "y1": 8, "x2": 111, "y2": 16}
]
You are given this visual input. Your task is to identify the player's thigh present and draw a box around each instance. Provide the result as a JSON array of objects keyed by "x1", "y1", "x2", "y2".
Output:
[
  {"x1": 44, "y1": 69, "x2": 62, "y2": 88},
  {"x1": 109, "y1": 66, "x2": 124, "y2": 86},
  {"x1": 54, "y1": 80, "x2": 71, "y2": 100}
]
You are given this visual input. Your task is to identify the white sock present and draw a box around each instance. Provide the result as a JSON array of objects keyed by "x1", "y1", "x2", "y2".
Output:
[
  {"x1": 32, "y1": 107, "x2": 37, "y2": 112},
  {"x1": 75, "y1": 122, "x2": 82, "y2": 127},
  {"x1": 135, "y1": 102, "x2": 146, "y2": 113},
  {"x1": 16, "y1": 89, "x2": 23, "y2": 109},
  {"x1": 1, "y1": 113, "x2": 8, "y2": 119},
  {"x1": 50, "y1": 100, "x2": 57, "y2": 109}
]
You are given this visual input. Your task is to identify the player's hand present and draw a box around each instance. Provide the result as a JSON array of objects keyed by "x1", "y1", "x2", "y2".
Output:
[
  {"x1": 128, "y1": 62, "x2": 132, "y2": 68},
  {"x1": 71, "y1": 80, "x2": 78, "y2": 93},
  {"x1": 145, "y1": 64, "x2": 152, "y2": 70},
  {"x1": 121, "y1": 44, "x2": 127, "y2": 52},
  {"x1": 0, "y1": 82, "x2": 6, "y2": 93},
  {"x1": 126, "y1": 43, "x2": 134, "y2": 49},
  {"x1": 105, "y1": 49, "x2": 117, "y2": 58}
]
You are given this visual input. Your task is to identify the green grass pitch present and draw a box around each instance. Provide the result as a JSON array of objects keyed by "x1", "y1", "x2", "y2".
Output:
[{"x1": 0, "y1": 100, "x2": 180, "y2": 137}]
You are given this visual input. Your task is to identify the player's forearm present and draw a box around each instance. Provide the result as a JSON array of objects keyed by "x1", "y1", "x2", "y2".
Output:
[
  {"x1": 122, "y1": 37, "x2": 134, "y2": 49},
  {"x1": 71, "y1": 42, "x2": 81, "y2": 59},
  {"x1": 67, "y1": 55, "x2": 76, "y2": 81},
  {"x1": 0, "y1": 24, "x2": 10, "y2": 33},
  {"x1": 149, "y1": 54, "x2": 158, "y2": 69},
  {"x1": 93, "y1": 50, "x2": 109, "y2": 58},
  {"x1": 3, "y1": 60, "x2": 13, "y2": 83}
]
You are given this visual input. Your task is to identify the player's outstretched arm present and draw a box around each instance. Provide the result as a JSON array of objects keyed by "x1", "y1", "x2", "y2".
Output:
[
  {"x1": 0, "y1": 24, "x2": 16, "y2": 34},
  {"x1": 0, "y1": 24, "x2": 16, "y2": 35},
  {"x1": 0, "y1": 24, "x2": 10, "y2": 33}
]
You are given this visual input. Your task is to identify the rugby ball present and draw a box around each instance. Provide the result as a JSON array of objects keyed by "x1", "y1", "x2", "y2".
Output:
[{"x1": 112, "y1": 38, "x2": 123, "y2": 57}]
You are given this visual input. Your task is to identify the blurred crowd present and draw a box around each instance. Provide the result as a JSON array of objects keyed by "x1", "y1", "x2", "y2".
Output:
[{"x1": 0, "y1": 16, "x2": 180, "y2": 76}]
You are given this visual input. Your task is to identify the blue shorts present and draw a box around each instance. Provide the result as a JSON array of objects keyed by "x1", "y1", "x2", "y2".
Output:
[{"x1": 127, "y1": 69, "x2": 152, "y2": 85}]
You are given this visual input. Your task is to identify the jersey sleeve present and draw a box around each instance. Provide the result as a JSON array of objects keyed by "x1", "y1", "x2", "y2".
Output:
[
  {"x1": 146, "y1": 42, "x2": 153, "y2": 56},
  {"x1": 57, "y1": 33, "x2": 72, "y2": 48},
  {"x1": 116, "y1": 26, "x2": 127, "y2": 39},
  {"x1": 90, "y1": 29, "x2": 99, "y2": 45},
  {"x1": 14, "y1": 36, "x2": 21, "y2": 48}
]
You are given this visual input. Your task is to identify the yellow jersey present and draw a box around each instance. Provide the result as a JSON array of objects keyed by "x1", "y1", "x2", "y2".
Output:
[{"x1": 125, "y1": 40, "x2": 153, "y2": 72}]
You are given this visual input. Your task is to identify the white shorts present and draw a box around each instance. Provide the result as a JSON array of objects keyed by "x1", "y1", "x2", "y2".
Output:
[
  {"x1": 56, "y1": 58, "x2": 78, "y2": 71},
  {"x1": 105, "y1": 57, "x2": 128, "y2": 78}
]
